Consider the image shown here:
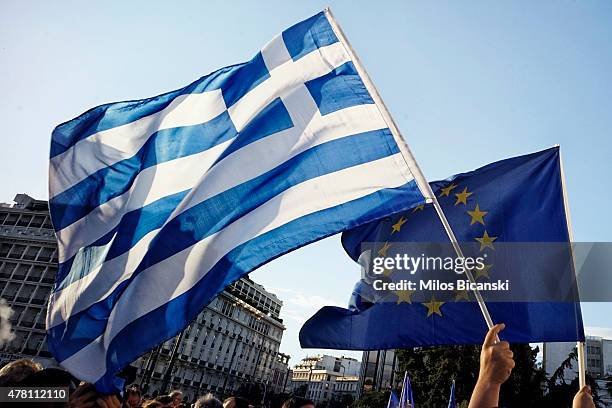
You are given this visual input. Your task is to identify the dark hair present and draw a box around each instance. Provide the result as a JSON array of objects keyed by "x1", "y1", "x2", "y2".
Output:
[
  {"x1": 194, "y1": 393, "x2": 223, "y2": 408},
  {"x1": 156, "y1": 395, "x2": 174, "y2": 405},
  {"x1": 0, "y1": 359, "x2": 43, "y2": 386},
  {"x1": 282, "y1": 397, "x2": 315, "y2": 408},
  {"x1": 223, "y1": 396, "x2": 251, "y2": 408},
  {"x1": 125, "y1": 385, "x2": 142, "y2": 397}
]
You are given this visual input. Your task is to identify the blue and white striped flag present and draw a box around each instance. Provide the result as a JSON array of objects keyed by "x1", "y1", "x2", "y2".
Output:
[{"x1": 46, "y1": 9, "x2": 430, "y2": 392}]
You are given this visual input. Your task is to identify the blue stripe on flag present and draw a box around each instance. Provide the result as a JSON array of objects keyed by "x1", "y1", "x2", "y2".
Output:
[
  {"x1": 305, "y1": 61, "x2": 374, "y2": 115},
  {"x1": 220, "y1": 52, "x2": 270, "y2": 108},
  {"x1": 47, "y1": 129, "x2": 402, "y2": 361},
  {"x1": 83, "y1": 179, "x2": 422, "y2": 393},
  {"x1": 50, "y1": 112, "x2": 236, "y2": 231},
  {"x1": 283, "y1": 12, "x2": 339, "y2": 61}
]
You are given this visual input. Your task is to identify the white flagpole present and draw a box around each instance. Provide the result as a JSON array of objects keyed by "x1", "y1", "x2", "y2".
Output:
[
  {"x1": 557, "y1": 145, "x2": 586, "y2": 388},
  {"x1": 324, "y1": 7, "x2": 496, "y2": 331}
]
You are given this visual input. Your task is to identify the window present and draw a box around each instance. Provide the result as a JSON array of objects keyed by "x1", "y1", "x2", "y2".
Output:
[
  {"x1": 32, "y1": 286, "x2": 49, "y2": 304},
  {"x1": 3, "y1": 213, "x2": 19, "y2": 226},
  {"x1": 0, "y1": 243, "x2": 11, "y2": 257},
  {"x1": 0, "y1": 262, "x2": 17, "y2": 279},
  {"x1": 42, "y1": 217, "x2": 53, "y2": 229},
  {"x1": 37, "y1": 247, "x2": 53, "y2": 262},
  {"x1": 30, "y1": 216, "x2": 45, "y2": 228},
  {"x1": 17, "y1": 215, "x2": 32, "y2": 227},
  {"x1": 27, "y1": 265, "x2": 45, "y2": 282},
  {"x1": 42, "y1": 267, "x2": 56, "y2": 284},
  {"x1": 9, "y1": 244, "x2": 25, "y2": 259},
  {"x1": 14, "y1": 263, "x2": 30, "y2": 279},
  {"x1": 20, "y1": 307, "x2": 39, "y2": 327},
  {"x1": 17, "y1": 284, "x2": 36, "y2": 302},
  {"x1": 3, "y1": 282, "x2": 20, "y2": 301}
]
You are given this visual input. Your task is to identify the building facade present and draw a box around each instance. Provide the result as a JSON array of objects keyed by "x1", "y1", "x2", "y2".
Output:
[
  {"x1": 0, "y1": 194, "x2": 289, "y2": 403},
  {"x1": 290, "y1": 355, "x2": 361, "y2": 404},
  {"x1": 544, "y1": 335, "x2": 612, "y2": 380},
  {"x1": 270, "y1": 352, "x2": 291, "y2": 394},
  {"x1": 135, "y1": 278, "x2": 287, "y2": 401},
  {"x1": 358, "y1": 350, "x2": 398, "y2": 396},
  {"x1": 332, "y1": 375, "x2": 360, "y2": 403},
  {"x1": 0, "y1": 194, "x2": 57, "y2": 367}
]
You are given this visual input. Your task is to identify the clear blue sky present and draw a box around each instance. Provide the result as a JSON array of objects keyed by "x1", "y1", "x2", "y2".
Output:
[{"x1": 1, "y1": 0, "x2": 611, "y2": 366}]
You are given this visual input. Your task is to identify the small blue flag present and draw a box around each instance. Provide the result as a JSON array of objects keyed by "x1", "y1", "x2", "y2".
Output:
[
  {"x1": 447, "y1": 380, "x2": 456, "y2": 408},
  {"x1": 300, "y1": 147, "x2": 584, "y2": 349},
  {"x1": 400, "y1": 372, "x2": 414, "y2": 408},
  {"x1": 387, "y1": 390, "x2": 400, "y2": 408}
]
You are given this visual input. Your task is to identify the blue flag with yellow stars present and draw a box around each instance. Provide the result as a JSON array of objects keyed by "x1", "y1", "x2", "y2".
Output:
[{"x1": 299, "y1": 147, "x2": 584, "y2": 349}]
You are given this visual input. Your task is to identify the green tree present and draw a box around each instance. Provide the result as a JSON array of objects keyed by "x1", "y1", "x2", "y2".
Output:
[
  {"x1": 352, "y1": 390, "x2": 389, "y2": 408},
  {"x1": 542, "y1": 348, "x2": 604, "y2": 408},
  {"x1": 395, "y1": 344, "x2": 548, "y2": 407},
  {"x1": 396, "y1": 345, "x2": 480, "y2": 408},
  {"x1": 499, "y1": 344, "x2": 547, "y2": 405}
]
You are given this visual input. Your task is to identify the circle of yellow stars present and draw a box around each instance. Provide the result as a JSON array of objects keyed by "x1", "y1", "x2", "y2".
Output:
[{"x1": 379, "y1": 182, "x2": 498, "y2": 318}]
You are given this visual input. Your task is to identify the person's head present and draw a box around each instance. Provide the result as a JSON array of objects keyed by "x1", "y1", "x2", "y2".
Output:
[
  {"x1": 281, "y1": 397, "x2": 316, "y2": 408},
  {"x1": 194, "y1": 393, "x2": 223, "y2": 408},
  {"x1": 155, "y1": 395, "x2": 174, "y2": 408},
  {"x1": 222, "y1": 396, "x2": 250, "y2": 408},
  {"x1": 169, "y1": 390, "x2": 183, "y2": 407},
  {"x1": 124, "y1": 386, "x2": 142, "y2": 408},
  {"x1": 142, "y1": 400, "x2": 163, "y2": 408},
  {"x1": 0, "y1": 359, "x2": 43, "y2": 386}
]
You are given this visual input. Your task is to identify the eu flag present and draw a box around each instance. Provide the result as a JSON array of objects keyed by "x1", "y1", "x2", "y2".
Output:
[{"x1": 300, "y1": 147, "x2": 584, "y2": 349}]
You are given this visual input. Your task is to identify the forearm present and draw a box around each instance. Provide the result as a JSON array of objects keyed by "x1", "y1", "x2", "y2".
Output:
[{"x1": 468, "y1": 379, "x2": 500, "y2": 408}]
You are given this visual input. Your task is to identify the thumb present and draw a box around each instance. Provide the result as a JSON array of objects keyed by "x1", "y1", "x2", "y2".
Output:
[{"x1": 483, "y1": 323, "x2": 505, "y2": 346}]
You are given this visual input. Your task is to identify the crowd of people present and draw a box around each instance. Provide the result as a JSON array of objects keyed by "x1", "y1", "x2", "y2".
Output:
[
  {"x1": 117, "y1": 387, "x2": 315, "y2": 408},
  {"x1": 0, "y1": 324, "x2": 597, "y2": 407}
]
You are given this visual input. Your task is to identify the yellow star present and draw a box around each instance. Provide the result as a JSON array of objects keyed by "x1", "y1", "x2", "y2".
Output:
[
  {"x1": 475, "y1": 230, "x2": 497, "y2": 251},
  {"x1": 454, "y1": 289, "x2": 470, "y2": 301},
  {"x1": 439, "y1": 183, "x2": 458, "y2": 197},
  {"x1": 454, "y1": 187, "x2": 473, "y2": 206},
  {"x1": 378, "y1": 241, "x2": 392, "y2": 257},
  {"x1": 395, "y1": 290, "x2": 414, "y2": 304},
  {"x1": 423, "y1": 295, "x2": 445, "y2": 317},
  {"x1": 412, "y1": 204, "x2": 425, "y2": 213},
  {"x1": 391, "y1": 216, "x2": 407, "y2": 234},
  {"x1": 474, "y1": 263, "x2": 492, "y2": 280},
  {"x1": 467, "y1": 204, "x2": 488, "y2": 225}
]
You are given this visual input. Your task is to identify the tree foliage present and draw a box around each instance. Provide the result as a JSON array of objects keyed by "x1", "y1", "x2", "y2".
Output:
[{"x1": 352, "y1": 390, "x2": 389, "y2": 408}]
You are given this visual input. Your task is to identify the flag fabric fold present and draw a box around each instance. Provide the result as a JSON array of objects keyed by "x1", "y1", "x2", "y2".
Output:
[
  {"x1": 299, "y1": 147, "x2": 584, "y2": 350},
  {"x1": 47, "y1": 10, "x2": 429, "y2": 392}
]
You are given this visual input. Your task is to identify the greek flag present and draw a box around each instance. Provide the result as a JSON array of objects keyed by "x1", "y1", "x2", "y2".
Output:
[{"x1": 46, "y1": 9, "x2": 429, "y2": 392}]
